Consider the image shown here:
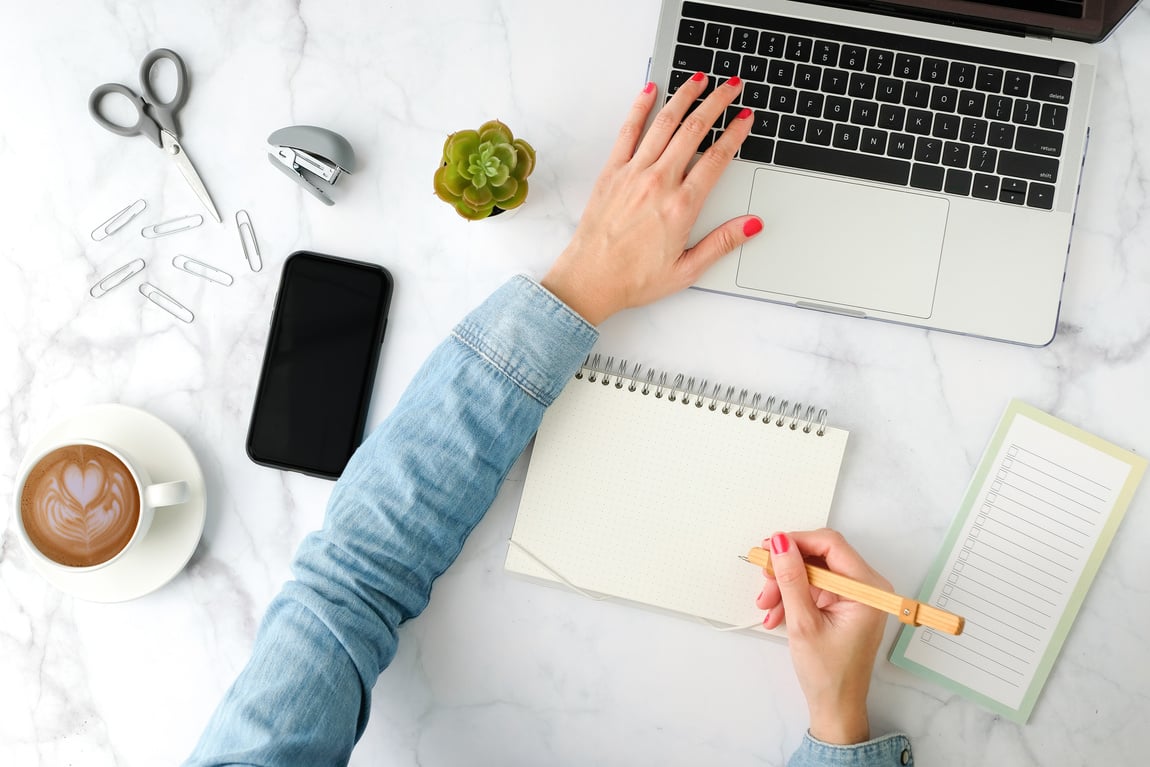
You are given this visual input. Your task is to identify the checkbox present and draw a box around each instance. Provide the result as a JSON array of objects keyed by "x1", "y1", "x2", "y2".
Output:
[
  {"x1": 948, "y1": 572, "x2": 958, "y2": 582},
  {"x1": 997, "y1": 470, "x2": 1007, "y2": 480},
  {"x1": 965, "y1": 537, "x2": 976, "y2": 550},
  {"x1": 943, "y1": 585, "x2": 954, "y2": 595},
  {"x1": 938, "y1": 597, "x2": 949, "y2": 607},
  {"x1": 1003, "y1": 458, "x2": 1014, "y2": 468},
  {"x1": 1008, "y1": 446, "x2": 1018, "y2": 457},
  {"x1": 923, "y1": 630, "x2": 936, "y2": 643},
  {"x1": 992, "y1": 481, "x2": 1002, "y2": 492},
  {"x1": 959, "y1": 550, "x2": 969, "y2": 561},
  {"x1": 970, "y1": 528, "x2": 980, "y2": 538},
  {"x1": 976, "y1": 515, "x2": 987, "y2": 527},
  {"x1": 987, "y1": 492, "x2": 998, "y2": 504}
]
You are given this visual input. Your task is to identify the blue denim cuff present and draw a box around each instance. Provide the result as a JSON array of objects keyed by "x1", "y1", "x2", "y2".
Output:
[
  {"x1": 789, "y1": 732, "x2": 913, "y2": 766},
  {"x1": 452, "y1": 274, "x2": 599, "y2": 406}
]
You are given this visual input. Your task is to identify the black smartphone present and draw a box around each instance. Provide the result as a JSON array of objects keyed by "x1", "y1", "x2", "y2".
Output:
[{"x1": 246, "y1": 251, "x2": 393, "y2": 479}]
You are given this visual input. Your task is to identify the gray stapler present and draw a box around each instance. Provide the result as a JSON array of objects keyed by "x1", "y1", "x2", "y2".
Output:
[{"x1": 267, "y1": 125, "x2": 357, "y2": 205}]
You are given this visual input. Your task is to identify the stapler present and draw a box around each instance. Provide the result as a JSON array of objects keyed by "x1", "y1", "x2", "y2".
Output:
[{"x1": 267, "y1": 125, "x2": 357, "y2": 205}]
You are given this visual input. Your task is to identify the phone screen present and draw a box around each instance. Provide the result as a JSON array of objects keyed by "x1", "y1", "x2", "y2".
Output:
[{"x1": 246, "y1": 251, "x2": 393, "y2": 478}]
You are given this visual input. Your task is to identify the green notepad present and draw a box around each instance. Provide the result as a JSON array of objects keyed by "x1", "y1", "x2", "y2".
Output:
[{"x1": 890, "y1": 400, "x2": 1146, "y2": 723}]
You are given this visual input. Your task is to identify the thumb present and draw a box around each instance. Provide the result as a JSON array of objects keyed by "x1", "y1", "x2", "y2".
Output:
[
  {"x1": 768, "y1": 532, "x2": 821, "y2": 632},
  {"x1": 679, "y1": 215, "x2": 763, "y2": 280}
]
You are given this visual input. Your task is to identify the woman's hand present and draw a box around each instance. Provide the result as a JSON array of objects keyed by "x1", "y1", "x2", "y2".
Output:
[
  {"x1": 756, "y1": 529, "x2": 892, "y2": 745},
  {"x1": 542, "y1": 73, "x2": 763, "y2": 325}
]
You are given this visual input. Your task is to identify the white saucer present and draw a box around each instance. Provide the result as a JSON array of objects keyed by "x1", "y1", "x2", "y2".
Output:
[{"x1": 19, "y1": 404, "x2": 207, "y2": 602}]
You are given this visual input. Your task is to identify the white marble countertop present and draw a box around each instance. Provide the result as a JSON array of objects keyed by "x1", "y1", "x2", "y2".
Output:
[{"x1": 3, "y1": 1, "x2": 1149, "y2": 765}]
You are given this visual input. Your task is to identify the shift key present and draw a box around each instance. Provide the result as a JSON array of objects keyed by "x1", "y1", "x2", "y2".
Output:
[{"x1": 997, "y1": 150, "x2": 1059, "y2": 183}]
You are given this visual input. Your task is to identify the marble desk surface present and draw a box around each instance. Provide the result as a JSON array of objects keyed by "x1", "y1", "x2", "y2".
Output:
[{"x1": 3, "y1": 1, "x2": 1148, "y2": 765}]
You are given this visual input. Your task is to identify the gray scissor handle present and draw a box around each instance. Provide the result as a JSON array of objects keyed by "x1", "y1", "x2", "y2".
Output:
[
  {"x1": 137, "y1": 48, "x2": 188, "y2": 138},
  {"x1": 88, "y1": 82, "x2": 164, "y2": 147}
]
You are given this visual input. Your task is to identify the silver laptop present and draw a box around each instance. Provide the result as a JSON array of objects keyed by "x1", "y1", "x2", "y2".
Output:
[{"x1": 649, "y1": 0, "x2": 1138, "y2": 345}]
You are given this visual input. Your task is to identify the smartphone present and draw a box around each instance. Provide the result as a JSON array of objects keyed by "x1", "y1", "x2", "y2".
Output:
[{"x1": 246, "y1": 251, "x2": 393, "y2": 479}]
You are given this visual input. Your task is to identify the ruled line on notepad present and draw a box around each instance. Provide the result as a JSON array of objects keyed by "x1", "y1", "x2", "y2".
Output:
[{"x1": 1012, "y1": 445, "x2": 1112, "y2": 494}]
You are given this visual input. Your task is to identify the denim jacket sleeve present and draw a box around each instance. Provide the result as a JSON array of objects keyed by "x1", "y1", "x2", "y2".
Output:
[{"x1": 789, "y1": 732, "x2": 914, "y2": 767}]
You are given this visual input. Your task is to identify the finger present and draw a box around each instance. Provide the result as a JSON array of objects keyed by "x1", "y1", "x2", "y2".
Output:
[
  {"x1": 604, "y1": 81, "x2": 660, "y2": 170},
  {"x1": 787, "y1": 529, "x2": 892, "y2": 590},
  {"x1": 657, "y1": 76, "x2": 743, "y2": 177},
  {"x1": 631, "y1": 72, "x2": 712, "y2": 167},
  {"x1": 675, "y1": 214, "x2": 763, "y2": 284},
  {"x1": 682, "y1": 105, "x2": 753, "y2": 198},
  {"x1": 766, "y1": 531, "x2": 822, "y2": 633}
]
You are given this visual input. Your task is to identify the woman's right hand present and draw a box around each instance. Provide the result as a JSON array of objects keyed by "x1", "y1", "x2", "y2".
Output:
[{"x1": 756, "y1": 529, "x2": 892, "y2": 745}]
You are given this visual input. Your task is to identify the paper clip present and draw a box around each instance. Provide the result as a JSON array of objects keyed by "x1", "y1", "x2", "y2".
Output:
[
  {"x1": 91, "y1": 199, "x2": 147, "y2": 242},
  {"x1": 141, "y1": 214, "x2": 204, "y2": 239},
  {"x1": 139, "y1": 282, "x2": 195, "y2": 323},
  {"x1": 172, "y1": 255, "x2": 234, "y2": 286},
  {"x1": 236, "y1": 209, "x2": 262, "y2": 272},
  {"x1": 90, "y1": 258, "x2": 146, "y2": 298}
]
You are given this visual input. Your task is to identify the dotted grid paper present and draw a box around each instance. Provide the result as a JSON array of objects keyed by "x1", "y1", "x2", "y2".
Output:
[{"x1": 505, "y1": 372, "x2": 849, "y2": 628}]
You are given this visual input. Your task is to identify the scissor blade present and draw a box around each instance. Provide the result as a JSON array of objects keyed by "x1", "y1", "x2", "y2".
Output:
[{"x1": 161, "y1": 132, "x2": 222, "y2": 223}]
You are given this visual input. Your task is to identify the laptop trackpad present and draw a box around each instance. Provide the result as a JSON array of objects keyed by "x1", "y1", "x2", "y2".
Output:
[{"x1": 736, "y1": 168, "x2": 948, "y2": 318}]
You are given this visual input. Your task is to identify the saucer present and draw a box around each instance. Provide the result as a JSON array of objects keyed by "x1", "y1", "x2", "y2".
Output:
[{"x1": 19, "y1": 404, "x2": 207, "y2": 602}]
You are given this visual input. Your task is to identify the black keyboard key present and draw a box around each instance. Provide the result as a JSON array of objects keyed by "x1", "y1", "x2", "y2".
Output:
[
  {"x1": 812, "y1": 41, "x2": 840, "y2": 66},
  {"x1": 732, "y1": 28, "x2": 759, "y2": 53},
  {"x1": 840, "y1": 45, "x2": 867, "y2": 71},
  {"x1": 932, "y1": 113, "x2": 961, "y2": 140},
  {"x1": 714, "y1": 51, "x2": 741, "y2": 78},
  {"x1": 674, "y1": 45, "x2": 713, "y2": 72},
  {"x1": 786, "y1": 36, "x2": 813, "y2": 62},
  {"x1": 902, "y1": 81, "x2": 930, "y2": 108},
  {"x1": 753, "y1": 110, "x2": 779, "y2": 136},
  {"x1": 1015, "y1": 126, "x2": 1064, "y2": 157},
  {"x1": 1040, "y1": 103, "x2": 1068, "y2": 131},
  {"x1": 806, "y1": 119, "x2": 834, "y2": 145},
  {"x1": 960, "y1": 117, "x2": 989, "y2": 144},
  {"x1": 972, "y1": 173, "x2": 999, "y2": 200},
  {"x1": 759, "y1": 33, "x2": 786, "y2": 57},
  {"x1": 705, "y1": 23, "x2": 732, "y2": 49},
  {"x1": 822, "y1": 69, "x2": 849, "y2": 95},
  {"x1": 915, "y1": 137, "x2": 942, "y2": 164},
  {"x1": 1030, "y1": 75, "x2": 1072, "y2": 104},
  {"x1": 866, "y1": 48, "x2": 894, "y2": 75},
  {"x1": 970, "y1": 146, "x2": 998, "y2": 173},
  {"x1": 876, "y1": 77, "x2": 903, "y2": 103},
  {"x1": 894, "y1": 53, "x2": 921, "y2": 80},
  {"x1": 958, "y1": 90, "x2": 986, "y2": 117},
  {"x1": 988, "y1": 122, "x2": 1015, "y2": 148},
  {"x1": 998, "y1": 150, "x2": 1059, "y2": 182},
  {"x1": 724, "y1": 105, "x2": 745, "y2": 127},
  {"x1": 987, "y1": 95, "x2": 1013, "y2": 121},
  {"x1": 1027, "y1": 182, "x2": 1056, "y2": 209},
  {"x1": 910, "y1": 164, "x2": 945, "y2": 191},
  {"x1": 797, "y1": 91, "x2": 825, "y2": 117},
  {"x1": 768, "y1": 59, "x2": 795, "y2": 85},
  {"x1": 976, "y1": 66, "x2": 1004, "y2": 93},
  {"x1": 795, "y1": 64, "x2": 821, "y2": 90},
  {"x1": 698, "y1": 129, "x2": 717, "y2": 152},
  {"x1": 769, "y1": 87, "x2": 797, "y2": 113},
  {"x1": 668, "y1": 70, "x2": 692, "y2": 94},
  {"x1": 906, "y1": 109, "x2": 933, "y2": 135},
  {"x1": 1012, "y1": 99, "x2": 1040, "y2": 126},
  {"x1": 930, "y1": 86, "x2": 958, "y2": 113},
  {"x1": 779, "y1": 114, "x2": 806, "y2": 140},
  {"x1": 942, "y1": 141, "x2": 970, "y2": 168},
  {"x1": 849, "y1": 72, "x2": 877, "y2": 99},
  {"x1": 879, "y1": 104, "x2": 906, "y2": 131},
  {"x1": 948, "y1": 62, "x2": 977, "y2": 89},
  {"x1": 741, "y1": 56, "x2": 770, "y2": 82},
  {"x1": 833, "y1": 124, "x2": 861, "y2": 150},
  {"x1": 861, "y1": 128, "x2": 888, "y2": 154},
  {"x1": 1000, "y1": 178, "x2": 1026, "y2": 205},
  {"x1": 774, "y1": 141, "x2": 911, "y2": 185},
  {"x1": 824, "y1": 95, "x2": 850, "y2": 121},
  {"x1": 922, "y1": 58, "x2": 948, "y2": 84},
  {"x1": 850, "y1": 100, "x2": 879, "y2": 127},
  {"x1": 743, "y1": 83, "x2": 771, "y2": 108},
  {"x1": 740, "y1": 136, "x2": 775, "y2": 163},
  {"x1": 1003, "y1": 71, "x2": 1030, "y2": 96},
  {"x1": 945, "y1": 169, "x2": 973, "y2": 195},
  {"x1": 888, "y1": 133, "x2": 915, "y2": 159},
  {"x1": 678, "y1": 19, "x2": 705, "y2": 45}
]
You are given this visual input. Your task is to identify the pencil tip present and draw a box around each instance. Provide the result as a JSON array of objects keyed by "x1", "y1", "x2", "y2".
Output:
[{"x1": 737, "y1": 555, "x2": 750, "y2": 562}]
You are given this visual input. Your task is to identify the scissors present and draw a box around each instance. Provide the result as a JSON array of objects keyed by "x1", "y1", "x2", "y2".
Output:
[{"x1": 88, "y1": 48, "x2": 221, "y2": 223}]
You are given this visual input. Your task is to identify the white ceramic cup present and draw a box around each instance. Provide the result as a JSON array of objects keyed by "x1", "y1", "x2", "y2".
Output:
[{"x1": 14, "y1": 438, "x2": 189, "y2": 572}]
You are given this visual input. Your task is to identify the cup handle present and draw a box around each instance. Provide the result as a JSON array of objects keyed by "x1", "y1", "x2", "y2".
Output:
[{"x1": 145, "y1": 480, "x2": 189, "y2": 508}]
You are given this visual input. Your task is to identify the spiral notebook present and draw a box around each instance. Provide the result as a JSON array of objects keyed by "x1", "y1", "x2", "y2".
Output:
[{"x1": 505, "y1": 355, "x2": 849, "y2": 630}]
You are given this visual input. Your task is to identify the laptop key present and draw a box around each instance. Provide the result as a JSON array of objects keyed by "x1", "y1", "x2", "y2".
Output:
[
  {"x1": 888, "y1": 133, "x2": 915, "y2": 159},
  {"x1": 851, "y1": 100, "x2": 879, "y2": 127},
  {"x1": 866, "y1": 48, "x2": 894, "y2": 75},
  {"x1": 906, "y1": 109, "x2": 932, "y2": 135},
  {"x1": 942, "y1": 142, "x2": 970, "y2": 168},
  {"x1": 668, "y1": 70, "x2": 692, "y2": 94},
  {"x1": 705, "y1": 23, "x2": 732, "y2": 49},
  {"x1": 987, "y1": 124, "x2": 1015, "y2": 151},
  {"x1": 972, "y1": 174, "x2": 999, "y2": 200},
  {"x1": 812, "y1": 41, "x2": 839, "y2": 66},
  {"x1": 998, "y1": 151, "x2": 1059, "y2": 183},
  {"x1": 976, "y1": 66, "x2": 1003, "y2": 93},
  {"x1": 986, "y1": 95, "x2": 1012, "y2": 121},
  {"x1": 779, "y1": 115, "x2": 806, "y2": 141},
  {"x1": 999, "y1": 178, "x2": 1026, "y2": 205},
  {"x1": 1012, "y1": 99, "x2": 1040, "y2": 126},
  {"x1": 840, "y1": 44, "x2": 867, "y2": 71},
  {"x1": 674, "y1": 46, "x2": 714, "y2": 72},
  {"x1": 822, "y1": 69, "x2": 849, "y2": 95},
  {"x1": 879, "y1": 104, "x2": 906, "y2": 131},
  {"x1": 849, "y1": 73, "x2": 877, "y2": 99},
  {"x1": 894, "y1": 53, "x2": 921, "y2": 80},
  {"x1": 739, "y1": 136, "x2": 775, "y2": 163},
  {"x1": 806, "y1": 119, "x2": 834, "y2": 145},
  {"x1": 773, "y1": 141, "x2": 911, "y2": 185},
  {"x1": 1030, "y1": 75, "x2": 1072, "y2": 104},
  {"x1": 768, "y1": 60, "x2": 795, "y2": 85},
  {"x1": 795, "y1": 64, "x2": 821, "y2": 89},
  {"x1": 960, "y1": 117, "x2": 988, "y2": 144},
  {"x1": 915, "y1": 137, "x2": 941, "y2": 164},
  {"x1": 876, "y1": 77, "x2": 903, "y2": 103},
  {"x1": 945, "y1": 169, "x2": 973, "y2": 195},
  {"x1": 833, "y1": 124, "x2": 861, "y2": 150},
  {"x1": 824, "y1": 95, "x2": 851, "y2": 121},
  {"x1": 678, "y1": 19, "x2": 705, "y2": 45},
  {"x1": 786, "y1": 36, "x2": 813, "y2": 62},
  {"x1": 797, "y1": 92, "x2": 825, "y2": 117},
  {"x1": 743, "y1": 83, "x2": 770, "y2": 109},
  {"x1": 741, "y1": 56, "x2": 770, "y2": 81},
  {"x1": 1026, "y1": 182, "x2": 1056, "y2": 210},
  {"x1": 922, "y1": 58, "x2": 948, "y2": 84},
  {"x1": 759, "y1": 33, "x2": 785, "y2": 57},
  {"x1": 948, "y1": 62, "x2": 977, "y2": 89},
  {"x1": 1003, "y1": 71, "x2": 1030, "y2": 96},
  {"x1": 769, "y1": 87, "x2": 797, "y2": 113},
  {"x1": 970, "y1": 146, "x2": 997, "y2": 173},
  {"x1": 902, "y1": 81, "x2": 930, "y2": 108},
  {"x1": 860, "y1": 128, "x2": 888, "y2": 154},
  {"x1": 753, "y1": 110, "x2": 779, "y2": 136},
  {"x1": 910, "y1": 164, "x2": 945, "y2": 191},
  {"x1": 930, "y1": 86, "x2": 958, "y2": 113},
  {"x1": 1040, "y1": 103, "x2": 1068, "y2": 131},
  {"x1": 958, "y1": 90, "x2": 985, "y2": 117},
  {"x1": 714, "y1": 51, "x2": 741, "y2": 79},
  {"x1": 733, "y1": 28, "x2": 759, "y2": 53},
  {"x1": 1015, "y1": 126, "x2": 1064, "y2": 157},
  {"x1": 932, "y1": 113, "x2": 961, "y2": 140}
]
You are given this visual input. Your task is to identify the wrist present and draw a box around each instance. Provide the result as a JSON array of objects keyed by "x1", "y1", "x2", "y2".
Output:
[
  {"x1": 807, "y1": 703, "x2": 870, "y2": 745},
  {"x1": 540, "y1": 265, "x2": 612, "y2": 326}
]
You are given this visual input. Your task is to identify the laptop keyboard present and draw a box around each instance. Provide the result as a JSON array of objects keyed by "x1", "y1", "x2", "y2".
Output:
[{"x1": 669, "y1": 1, "x2": 1076, "y2": 210}]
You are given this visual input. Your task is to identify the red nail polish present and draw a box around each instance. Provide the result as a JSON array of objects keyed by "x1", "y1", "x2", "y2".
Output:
[
  {"x1": 762, "y1": 611, "x2": 771, "y2": 625},
  {"x1": 770, "y1": 532, "x2": 790, "y2": 555},
  {"x1": 743, "y1": 217, "x2": 763, "y2": 237},
  {"x1": 736, "y1": 107, "x2": 752, "y2": 121},
  {"x1": 757, "y1": 589, "x2": 764, "y2": 601},
  {"x1": 643, "y1": 81, "x2": 655, "y2": 94},
  {"x1": 691, "y1": 71, "x2": 706, "y2": 82},
  {"x1": 726, "y1": 76, "x2": 742, "y2": 88}
]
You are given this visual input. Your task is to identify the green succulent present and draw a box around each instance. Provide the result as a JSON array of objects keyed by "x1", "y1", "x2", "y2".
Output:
[{"x1": 434, "y1": 120, "x2": 536, "y2": 220}]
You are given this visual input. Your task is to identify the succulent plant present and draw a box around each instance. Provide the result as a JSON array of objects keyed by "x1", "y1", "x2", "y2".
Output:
[{"x1": 433, "y1": 120, "x2": 536, "y2": 220}]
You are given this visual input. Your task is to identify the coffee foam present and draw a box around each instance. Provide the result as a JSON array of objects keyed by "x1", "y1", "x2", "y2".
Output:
[{"x1": 20, "y1": 445, "x2": 141, "y2": 567}]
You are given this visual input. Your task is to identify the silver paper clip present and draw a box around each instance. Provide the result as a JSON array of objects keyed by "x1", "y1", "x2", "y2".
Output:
[
  {"x1": 90, "y1": 258, "x2": 146, "y2": 298},
  {"x1": 141, "y1": 214, "x2": 204, "y2": 239},
  {"x1": 236, "y1": 209, "x2": 261, "y2": 272},
  {"x1": 139, "y1": 282, "x2": 194, "y2": 323},
  {"x1": 91, "y1": 199, "x2": 147, "y2": 241},
  {"x1": 173, "y1": 255, "x2": 234, "y2": 286}
]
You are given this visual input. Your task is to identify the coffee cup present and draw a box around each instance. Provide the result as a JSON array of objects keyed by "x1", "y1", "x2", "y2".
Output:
[{"x1": 14, "y1": 439, "x2": 189, "y2": 572}]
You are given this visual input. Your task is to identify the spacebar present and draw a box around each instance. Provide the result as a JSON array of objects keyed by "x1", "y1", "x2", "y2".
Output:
[{"x1": 773, "y1": 142, "x2": 911, "y2": 186}]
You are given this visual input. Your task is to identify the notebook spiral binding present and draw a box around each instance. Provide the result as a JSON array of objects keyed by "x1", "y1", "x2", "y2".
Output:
[{"x1": 573, "y1": 353, "x2": 830, "y2": 436}]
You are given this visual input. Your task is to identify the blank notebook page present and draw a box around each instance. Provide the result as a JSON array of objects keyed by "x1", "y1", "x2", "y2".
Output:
[{"x1": 506, "y1": 367, "x2": 849, "y2": 629}]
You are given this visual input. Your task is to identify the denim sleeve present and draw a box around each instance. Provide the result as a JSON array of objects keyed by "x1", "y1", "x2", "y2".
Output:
[
  {"x1": 186, "y1": 275, "x2": 598, "y2": 766},
  {"x1": 788, "y1": 732, "x2": 914, "y2": 767}
]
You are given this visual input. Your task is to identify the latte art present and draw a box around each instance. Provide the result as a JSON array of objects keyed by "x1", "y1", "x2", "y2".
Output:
[{"x1": 20, "y1": 445, "x2": 141, "y2": 567}]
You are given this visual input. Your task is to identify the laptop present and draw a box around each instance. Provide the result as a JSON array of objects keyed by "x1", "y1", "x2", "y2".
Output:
[{"x1": 648, "y1": 0, "x2": 1138, "y2": 345}]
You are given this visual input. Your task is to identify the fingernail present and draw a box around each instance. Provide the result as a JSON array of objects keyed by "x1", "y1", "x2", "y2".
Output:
[
  {"x1": 743, "y1": 217, "x2": 763, "y2": 237},
  {"x1": 736, "y1": 107, "x2": 752, "y2": 121},
  {"x1": 643, "y1": 81, "x2": 655, "y2": 94},
  {"x1": 770, "y1": 532, "x2": 790, "y2": 555},
  {"x1": 762, "y1": 611, "x2": 771, "y2": 625},
  {"x1": 757, "y1": 589, "x2": 764, "y2": 601},
  {"x1": 691, "y1": 71, "x2": 706, "y2": 82},
  {"x1": 726, "y1": 76, "x2": 742, "y2": 88}
]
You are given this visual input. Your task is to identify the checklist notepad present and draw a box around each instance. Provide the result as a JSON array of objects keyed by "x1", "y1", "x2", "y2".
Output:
[
  {"x1": 890, "y1": 400, "x2": 1146, "y2": 722},
  {"x1": 505, "y1": 355, "x2": 849, "y2": 630}
]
